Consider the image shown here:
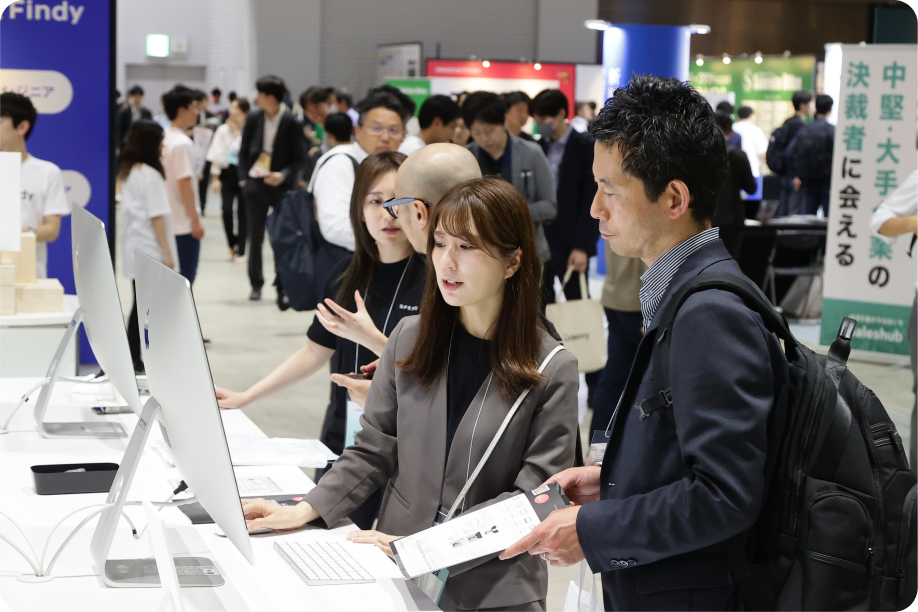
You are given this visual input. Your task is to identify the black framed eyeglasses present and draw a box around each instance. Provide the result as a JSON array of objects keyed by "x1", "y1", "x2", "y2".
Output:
[{"x1": 382, "y1": 197, "x2": 432, "y2": 219}]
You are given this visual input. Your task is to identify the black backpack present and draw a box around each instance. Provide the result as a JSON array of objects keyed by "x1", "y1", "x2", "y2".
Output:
[
  {"x1": 636, "y1": 272, "x2": 917, "y2": 611},
  {"x1": 794, "y1": 122, "x2": 834, "y2": 182},
  {"x1": 766, "y1": 123, "x2": 794, "y2": 176},
  {"x1": 266, "y1": 153, "x2": 356, "y2": 311}
]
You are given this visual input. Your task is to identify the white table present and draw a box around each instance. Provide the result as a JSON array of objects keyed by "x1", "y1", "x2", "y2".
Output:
[
  {"x1": 0, "y1": 295, "x2": 79, "y2": 378},
  {"x1": 0, "y1": 378, "x2": 434, "y2": 612}
]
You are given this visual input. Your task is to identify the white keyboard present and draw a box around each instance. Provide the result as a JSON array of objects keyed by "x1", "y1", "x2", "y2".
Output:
[{"x1": 274, "y1": 540, "x2": 375, "y2": 586}]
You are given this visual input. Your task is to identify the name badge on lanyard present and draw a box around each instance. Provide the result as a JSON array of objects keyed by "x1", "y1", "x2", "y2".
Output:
[{"x1": 343, "y1": 256, "x2": 412, "y2": 449}]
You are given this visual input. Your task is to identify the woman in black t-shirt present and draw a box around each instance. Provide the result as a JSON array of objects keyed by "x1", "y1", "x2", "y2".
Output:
[{"x1": 214, "y1": 151, "x2": 426, "y2": 527}]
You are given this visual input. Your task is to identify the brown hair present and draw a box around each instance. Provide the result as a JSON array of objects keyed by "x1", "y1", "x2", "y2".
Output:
[
  {"x1": 334, "y1": 151, "x2": 407, "y2": 308},
  {"x1": 117, "y1": 120, "x2": 165, "y2": 181},
  {"x1": 398, "y1": 177, "x2": 543, "y2": 398}
]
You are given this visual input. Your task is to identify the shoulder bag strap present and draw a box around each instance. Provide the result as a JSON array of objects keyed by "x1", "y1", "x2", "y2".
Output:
[{"x1": 443, "y1": 345, "x2": 567, "y2": 522}]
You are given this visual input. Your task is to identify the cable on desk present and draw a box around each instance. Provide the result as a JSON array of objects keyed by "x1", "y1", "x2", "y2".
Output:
[{"x1": 0, "y1": 378, "x2": 51, "y2": 434}]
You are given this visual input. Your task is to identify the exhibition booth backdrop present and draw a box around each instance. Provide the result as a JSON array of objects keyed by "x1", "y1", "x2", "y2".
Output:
[{"x1": 1, "y1": 0, "x2": 115, "y2": 364}]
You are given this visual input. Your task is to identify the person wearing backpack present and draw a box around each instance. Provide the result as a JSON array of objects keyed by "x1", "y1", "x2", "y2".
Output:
[
  {"x1": 788, "y1": 95, "x2": 835, "y2": 216},
  {"x1": 767, "y1": 90, "x2": 813, "y2": 217},
  {"x1": 500, "y1": 74, "x2": 791, "y2": 610}
]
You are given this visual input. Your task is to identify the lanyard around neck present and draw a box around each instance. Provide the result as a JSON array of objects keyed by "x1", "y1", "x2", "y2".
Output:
[{"x1": 353, "y1": 254, "x2": 413, "y2": 371}]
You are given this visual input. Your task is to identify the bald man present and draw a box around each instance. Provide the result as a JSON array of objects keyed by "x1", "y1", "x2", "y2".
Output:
[
  {"x1": 383, "y1": 143, "x2": 482, "y2": 252},
  {"x1": 331, "y1": 143, "x2": 481, "y2": 403}
]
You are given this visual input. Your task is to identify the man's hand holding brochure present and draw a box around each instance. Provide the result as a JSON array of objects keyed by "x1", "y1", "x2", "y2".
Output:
[{"x1": 389, "y1": 482, "x2": 572, "y2": 579}]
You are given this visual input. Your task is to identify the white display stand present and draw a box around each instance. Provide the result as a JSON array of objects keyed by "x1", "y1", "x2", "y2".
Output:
[
  {"x1": 0, "y1": 294, "x2": 79, "y2": 377},
  {"x1": 0, "y1": 377, "x2": 438, "y2": 612}
]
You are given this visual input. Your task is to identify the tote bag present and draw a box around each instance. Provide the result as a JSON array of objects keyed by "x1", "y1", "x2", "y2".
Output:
[{"x1": 546, "y1": 269, "x2": 607, "y2": 373}]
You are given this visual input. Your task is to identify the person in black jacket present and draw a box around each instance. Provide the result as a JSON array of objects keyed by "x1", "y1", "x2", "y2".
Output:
[
  {"x1": 238, "y1": 75, "x2": 306, "y2": 306},
  {"x1": 117, "y1": 85, "x2": 152, "y2": 149},
  {"x1": 530, "y1": 88, "x2": 599, "y2": 303},
  {"x1": 501, "y1": 74, "x2": 789, "y2": 612},
  {"x1": 713, "y1": 111, "x2": 757, "y2": 259}
]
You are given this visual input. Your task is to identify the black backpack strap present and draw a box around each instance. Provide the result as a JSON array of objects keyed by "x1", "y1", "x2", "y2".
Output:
[
  {"x1": 314, "y1": 152, "x2": 360, "y2": 178},
  {"x1": 809, "y1": 318, "x2": 856, "y2": 481},
  {"x1": 635, "y1": 272, "x2": 795, "y2": 425}
]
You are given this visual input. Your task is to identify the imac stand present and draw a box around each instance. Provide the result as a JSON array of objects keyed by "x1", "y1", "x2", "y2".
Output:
[
  {"x1": 32, "y1": 307, "x2": 126, "y2": 439},
  {"x1": 89, "y1": 398, "x2": 223, "y2": 587}
]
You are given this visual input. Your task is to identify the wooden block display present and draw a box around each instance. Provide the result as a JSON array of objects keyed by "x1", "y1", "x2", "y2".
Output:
[
  {"x1": 15, "y1": 278, "x2": 63, "y2": 313},
  {"x1": 0, "y1": 285, "x2": 13, "y2": 315},
  {"x1": 0, "y1": 263, "x2": 13, "y2": 287},
  {"x1": 1, "y1": 232, "x2": 37, "y2": 284}
]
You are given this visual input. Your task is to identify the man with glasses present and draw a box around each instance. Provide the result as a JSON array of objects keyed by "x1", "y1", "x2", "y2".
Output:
[{"x1": 308, "y1": 91, "x2": 405, "y2": 252}]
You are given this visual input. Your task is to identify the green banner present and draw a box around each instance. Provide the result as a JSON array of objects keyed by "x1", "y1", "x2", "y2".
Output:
[
  {"x1": 821, "y1": 298, "x2": 912, "y2": 355},
  {"x1": 690, "y1": 56, "x2": 816, "y2": 137},
  {"x1": 384, "y1": 78, "x2": 430, "y2": 117}
]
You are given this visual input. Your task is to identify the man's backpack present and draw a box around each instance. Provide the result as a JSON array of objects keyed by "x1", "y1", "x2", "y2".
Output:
[
  {"x1": 794, "y1": 122, "x2": 834, "y2": 182},
  {"x1": 766, "y1": 123, "x2": 794, "y2": 176},
  {"x1": 266, "y1": 153, "x2": 357, "y2": 311},
  {"x1": 637, "y1": 272, "x2": 917, "y2": 611}
]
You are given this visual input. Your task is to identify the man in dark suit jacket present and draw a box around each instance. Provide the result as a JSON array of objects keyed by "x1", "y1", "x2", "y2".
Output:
[
  {"x1": 117, "y1": 85, "x2": 152, "y2": 148},
  {"x1": 502, "y1": 74, "x2": 790, "y2": 611},
  {"x1": 713, "y1": 111, "x2": 757, "y2": 260},
  {"x1": 531, "y1": 88, "x2": 599, "y2": 303},
  {"x1": 238, "y1": 75, "x2": 305, "y2": 306}
]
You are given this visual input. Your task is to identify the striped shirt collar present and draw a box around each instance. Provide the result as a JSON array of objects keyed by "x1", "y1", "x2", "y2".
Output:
[{"x1": 639, "y1": 227, "x2": 720, "y2": 329}]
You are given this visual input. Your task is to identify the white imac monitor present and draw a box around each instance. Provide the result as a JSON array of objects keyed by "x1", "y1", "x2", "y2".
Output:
[
  {"x1": 89, "y1": 250, "x2": 254, "y2": 587},
  {"x1": 71, "y1": 205, "x2": 142, "y2": 415},
  {"x1": 27, "y1": 205, "x2": 134, "y2": 438}
]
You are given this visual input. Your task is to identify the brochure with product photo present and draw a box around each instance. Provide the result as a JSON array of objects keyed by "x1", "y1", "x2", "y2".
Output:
[{"x1": 390, "y1": 483, "x2": 571, "y2": 579}]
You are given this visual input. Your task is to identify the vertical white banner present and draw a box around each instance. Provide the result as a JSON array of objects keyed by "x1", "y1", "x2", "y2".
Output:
[
  {"x1": 0, "y1": 151, "x2": 22, "y2": 252},
  {"x1": 821, "y1": 45, "x2": 917, "y2": 357}
]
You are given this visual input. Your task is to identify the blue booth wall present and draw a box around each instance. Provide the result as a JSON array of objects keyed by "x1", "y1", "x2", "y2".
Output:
[
  {"x1": 595, "y1": 23, "x2": 691, "y2": 274},
  {"x1": 1, "y1": 0, "x2": 115, "y2": 365}
]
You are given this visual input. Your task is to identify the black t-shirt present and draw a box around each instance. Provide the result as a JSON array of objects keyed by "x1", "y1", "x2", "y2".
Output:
[
  {"x1": 446, "y1": 322, "x2": 493, "y2": 454},
  {"x1": 479, "y1": 149, "x2": 504, "y2": 178},
  {"x1": 307, "y1": 253, "x2": 426, "y2": 453}
]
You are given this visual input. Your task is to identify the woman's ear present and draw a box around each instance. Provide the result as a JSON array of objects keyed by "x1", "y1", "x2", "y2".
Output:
[{"x1": 505, "y1": 248, "x2": 522, "y2": 279}]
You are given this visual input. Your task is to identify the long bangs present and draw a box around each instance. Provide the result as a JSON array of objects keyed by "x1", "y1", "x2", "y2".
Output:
[{"x1": 401, "y1": 176, "x2": 544, "y2": 398}]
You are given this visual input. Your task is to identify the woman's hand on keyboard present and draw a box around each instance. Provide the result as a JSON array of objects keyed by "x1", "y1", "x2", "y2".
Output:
[
  {"x1": 241, "y1": 498, "x2": 319, "y2": 531},
  {"x1": 346, "y1": 529, "x2": 401, "y2": 558}
]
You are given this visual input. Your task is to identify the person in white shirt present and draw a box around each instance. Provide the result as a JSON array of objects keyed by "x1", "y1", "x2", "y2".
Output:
[
  {"x1": 732, "y1": 106, "x2": 769, "y2": 177},
  {"x1": 162, "y1": 86, "x2": 205, "y2": 284},
  {"x1": 570, "y1": 101, "x2": 595, "y2": 134},
  {"x1": 308, "y1": 91, "x2": 405, "y2": 252},
  {"x1": 207, "y1": 97, "x2": 250, "y2": 261},
  {"x1": 117, "y1": 120, "x2": 177, "y2": 371},
  {"x1": 397, "y1": 95, "x2": 460, "y2": 156},
  {"x1": 870, "y1": 169, "x2": 918, "y2": 473},
  {"x1": 0, "y1": 92, "x2": 70, "y2": 279}
]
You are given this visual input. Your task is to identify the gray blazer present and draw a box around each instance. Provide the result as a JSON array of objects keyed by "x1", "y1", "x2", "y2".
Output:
[
  {"x1": 304, "y1": 315, "x2": 579, "y2": 609},
  {"x1": 467, "y1": 132, "x2": 558, "y2": 263}
]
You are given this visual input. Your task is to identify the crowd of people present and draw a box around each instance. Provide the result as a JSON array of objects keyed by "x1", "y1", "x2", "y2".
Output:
[{"x1": 4, "y1": 69, "x2": 899, "y2": 610}]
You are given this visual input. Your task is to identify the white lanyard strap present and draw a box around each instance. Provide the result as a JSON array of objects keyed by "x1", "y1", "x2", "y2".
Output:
[
  {"x1": 354, "y1": 255, "x2": 412, "y2": 371},
  {"x1": 443, "y1": 344, "x2": 567, "y2": 522}
]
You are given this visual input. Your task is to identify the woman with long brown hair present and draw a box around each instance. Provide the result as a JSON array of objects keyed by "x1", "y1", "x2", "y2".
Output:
[
  {"x1": 215, "y1": 151, "x2": 426, "y2": 528},
  {"x1": 118, "y1": 119, "x2": 178, "y2": 372},
  {"x1": 242, "y1": 177, "x2": 579, "y2": 611}
]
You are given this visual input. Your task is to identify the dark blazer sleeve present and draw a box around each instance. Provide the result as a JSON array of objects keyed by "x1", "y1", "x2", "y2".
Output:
[
  {"x1": 141, "y1": 108, "x2": 153, "y2": 120},
  {"x1": 237, "y1": 112, "x2": 257, "y2": 182},
  {"x1": 571, "y1": 134, "x2": 599, "y2": 254},
  {"x1": 576, "y1": 291, "x2": 774, "y2": 573},
  {"x1": 302, "y1": 318, "x2": 406, "y2": 525},
  {"x1": 278, "y1": 114, "x2": 305, "y2": 188}
]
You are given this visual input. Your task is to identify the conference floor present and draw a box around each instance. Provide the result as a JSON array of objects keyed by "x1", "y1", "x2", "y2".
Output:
[{"x1": 111, "y1": 194, "x2": 914, "y2": 610}]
